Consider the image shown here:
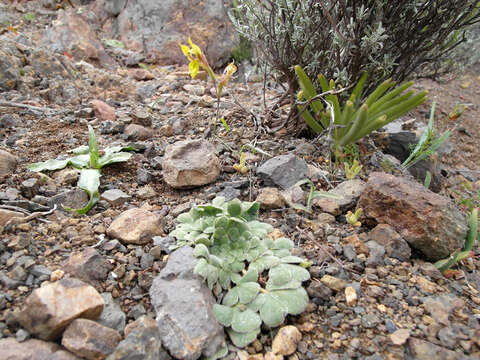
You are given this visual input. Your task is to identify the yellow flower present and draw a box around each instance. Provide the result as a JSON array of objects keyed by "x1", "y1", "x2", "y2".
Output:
[{"x1": 179, "y1": 37, "x2": 213, "y2": 80}]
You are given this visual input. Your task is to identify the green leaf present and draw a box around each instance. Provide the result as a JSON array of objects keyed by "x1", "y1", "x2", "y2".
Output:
[
  {"x1": 88, "y1": 125, "x2": 99, "y2": 168},
  {"x1": 102, "y1": 39, "x2": 125, "y2": 48},
  {"x1": 218, "y1": 269, "x2": 232, "y2": 290},
  {"x1": 259, "y1": 293, "x2": 288, "y2": 327},
  {"x1": 248, "y1": 221, "x2": 273, "y2": 237},
  {"x1": 63, "y1": 169, "x2": 100, "y2": 214},
  {"x1": 194, "y1": 258, "x2": 209, "y2": 278},
  {"x1": 27, "y1": 158, "x2": 70, "y2": 172},
  {"x1": 69, "y1": 154, "x2": 91, "y2": 168},
  {"x1": 205, "y1": 344, "x2": 228, "y2": 360},
  {"x1": 178, "y1": 213, "x2": 194, "y2": 223},
  {"x1": 272, "y1": 237, "x2": 294, "y2": 250},
  {"x1": 231, "y1": 308, "x2": 261, "y2": 333},
  {"x1": 206, "y1": 265, "x2": 219, "y2": 289},
  {"x1": 213, "y1": 304, "x2": 234, "y2": 327},
  {"x1": 227, "y1": 328, "x2": 260, "y2": 348},
  {"x1": 212, "y1": 197, "x2": 226, "y2": 207},
  {"x1": 69, "y1": 145, "x2": 89, "y2": 155},
  {"x1": 98, "y1": 152, "x2": 132, "y2": 168},
  {"x1": 280, "y1": 255, "x2": 305, "y2": 263},
  {"x1": 238, "y1": 269, "x2": 259, "y2": 284},
  {"x1": 237, "y1": 282, "x2": 260, "y2": 304},
  {"x1": 227, "y1": 199, "x2": 242, "y2": 217},
  {"x1": 241, "y1": 201, "x2": 260, "y2": 221},
  {"x1": 274, "y1": 287, "x2": 309, "y2": 315},
  {"x1": 223, "y1": 288, "x2": 239, "y2": 306},
  {"x1": 193, "y1": 244, "x2": 210, "y2": 258},
  {"x1": 267, "y1": 264, "x2": 310, "y2": 289}
]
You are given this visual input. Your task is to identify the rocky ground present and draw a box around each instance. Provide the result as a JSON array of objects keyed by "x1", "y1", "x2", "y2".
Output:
[{"x1": 0, "y1": 1, "x2": 480, "y2": 360}]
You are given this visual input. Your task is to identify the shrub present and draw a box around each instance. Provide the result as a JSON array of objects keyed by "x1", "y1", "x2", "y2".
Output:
[
  {"x1": 170, "y1": 197, "x2": 311, "y2": 347},
  {"x1": 230, "y1": 0, "x2": 480, "y2": 127}
]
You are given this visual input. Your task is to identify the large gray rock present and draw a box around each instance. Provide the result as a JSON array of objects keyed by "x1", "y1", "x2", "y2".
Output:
[
  {"x1": 357, "y1": 172, "x2": 467, "y2": 261},
  {"x1": 108, "y1": 0, "x2": 235, "y2": 67},
  {"x1": 162, "y1": 140, "x2": 220, "y2": 189},
  {"x1": 107, "y1": 316, "x2": 170, "y2": 360},
  {"x1": 0, "y1": 338, "x2": 80, "y2": 360},
  {"x1": 149, "y1": 247, "x2": 225, "y2": 360},
  {"x1": 257, "y1": 154, "x2": 309, "y2": 189},
  {"x1": 97, "y1": 293, "x2": 126, "y2": 333},
  {"x1": 17, "y1": 278, "x2": 104, "y2": 340}
]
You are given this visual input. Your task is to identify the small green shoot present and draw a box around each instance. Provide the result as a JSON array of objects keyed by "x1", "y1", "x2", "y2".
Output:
[
  {"x1": 102, "y1": 39, "x2": 125, "y2": 49},
  {"x1": 434, "y1": 208, "x2": 478, "y2": 273},
  {"x1": 344, "y1": 160, "x2": 362, "y2": 180},
  {"x1": 27, "y1": 125, "x2": 133, "y2": 214},
  {"x1": 288, "y1": 179, "x2": 342, "y2": 214},
  {"x1": 346, "y1": 208, "x2": 362, "y2": 227},
  {"x1": 24, "y1": 13, "x2": 35, "y2": 22},
  {"x1": 424, "y1": 171, "x2": 432, "y2": 189},
  {"x1": 402, "y1": 101, "x2": 450, "y2": 169},
  {"x1": 233, "y1": 152, "x2": 248, "y2": 175}
]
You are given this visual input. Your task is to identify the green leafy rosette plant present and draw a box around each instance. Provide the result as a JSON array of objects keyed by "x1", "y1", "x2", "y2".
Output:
[
  {"x1": 295, "y1": 65, "x2": 427, "y2": 151},
  {"x1": 170, "y1": 197, "x2": 311, "y2": 347},
  {"x1": 27, "y1": 125, "x2": 133, "y2": 214}
]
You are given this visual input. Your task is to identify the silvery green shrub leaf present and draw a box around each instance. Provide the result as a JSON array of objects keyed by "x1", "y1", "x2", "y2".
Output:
[
  {"x1": 88, "y1": 125, "x2": 99, "y2": 169},
  {"x1": 227, "y1": 199, "x2": 242, "y2": 217},
  {"x1": 205, "y1": 344, "x2": 228, "y2": 360},
  {"x1": 258, "y1": 293, "x2": 288, "y2": 327},
  {"x1": 227, "y1": 328, "x2": 260, "y2": 348},
  {"x1": 70, "y1": 154, "x2": 92, "y2": 168},
  {"x1": 246, "y1": 293, "x2": 265, "y2": 312},
  {"x1": 274, "y1": 287, "x2": 309, "y2": 315},
  {"x1": 237, "y1": 282, "x2": 260, "y2": 304},
  {"x1": 266, "y1": 280, "x2": 302, "y2": 291},
  {"x1": 238, "y1": 269, "x2": 258, "y2": 284},
  {"x1": 212, "y1": 196, "x2": 226, "y2": 207},
  {"x1": 231, "y1": 261, "x2": 245, "y2": 272},
  {"x1": 193, "y1": 244, "x2": 210, "y2": 259},
  {"x1": 194, "y1": 234, "x2": 213, "y2": 246},
  {"x1": 230, "y1": 273, "x2": 242, "y2": 285},
  {"x1": 267, "y1": 264, "x2": 310, "y2": 288},
  {"x1": 272, "y1": 237, "x2": 294, "y2": 250},
  {"x1": 207, "y1": 266, "x2": 219, "y2": 289},
  {"x1": 231, "y1": 308, "x2": 261, "y2": 333},
  {"x1": 194, "y1": 258, "x2": 209, "y2": 278},
  {"x1": 248, "y1": 221, "x2": 273, "y2": 237},
  {"x1": 218, "y1": 269, "x2": 232, "y2": 290},
  {"x1": 280, "y1": 255, "x2": 305, "y2": 263},
  {"x1": 209, "y1": 255, "x2": 224, "y2": 268},
  {"x1": 272, "y1": 249, "x2": 292, "y2": 258},
  {"x1": 213, "y1": 304, "x2": 233, "y2": 327},
  {"x1": 223, "y1": 287, "x2": 239, "y2": 306},
  {"x1": 69, "y1": 145, "x2": 89, "y2": 155},
  {"x1": 241, "y1": 201, "x2": 260, "y2": 221},
  {"x1": 178, "y1": 213, "x2": 194, "y2": 223},
  {"x1": 249, "y1": 255, "x2": 280, "y2": 273}
]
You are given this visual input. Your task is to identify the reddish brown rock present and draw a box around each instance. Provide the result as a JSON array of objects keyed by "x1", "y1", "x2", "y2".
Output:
[
  {"x1": 0, "y1": 149, "x2": 18, "y2": 178},
  {"x1": 357, "y1": 172, "x2": 467, "y2": 261},
  {"x1": 17, "y1": 278, "x2": 104, "y2": 340},
  {"x1": 90, "y1": 100, "x2": 116, "y2": 122},
  {"x1": 256, "y1": 187, "x2": 285, "y2": 209},
  {"x1": 107, "y1": 208, "x2": 163, "y2": 244},
  {"x1": 162, "y1": 140, "x2": 220, "y2": 189},
  {"x1": 41, "y1": 11, "x2": 115, "y2": 68},
  {"x1": 0, "y1": 338, "x2": 80, "y2": 360},
  {"x1": 124, "y1": 123, "x2": 153, "y2": 140},
  {"x1": 62, "y1": 319, "x2": 121, "y2": 360},
  {"x1": 127, "y1": 68, "x2": 155, "y2": 81},
  {"x1": 63, "y1": 248, "x2": 113, "y2": 287},
  {"x1": 312, "y1": 198, "x2": 341, "y2": 216},
  {"x1": 408, "y1": 337, "x2": 469, "y2": 360}
]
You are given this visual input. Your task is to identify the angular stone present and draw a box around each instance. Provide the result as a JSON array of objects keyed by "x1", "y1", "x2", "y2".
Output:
[
  {"x1": 320, "y1": 275, "x2": 347, "y2": 292},
  {"x1": 365, "y1": 240, "x2": 385, "y2": 267},
  {"x1": 106, "y1": 316, "x2": 171, "y2": 360},
  {"x1": 54, "y1": 169, "x2": 79, "y2": 186},
  {"x1": 101, "y1": 189, "x2": 130, "y2": 206},
  {"x1": 272, "y1": 325, "x2": 302, "y2": 356},
  {"x1": 130, "y1": 109, "x2": 152, "y2": 127},
  {"x1": 124, "y1": 124, "x2": 152, "y2": 141},
  {"x1": 90, "y1": 100, "x2": 116, "y2": 122},
  {"x1": 62, "y1": 319, "x2": 121, "y2": 360},
  {"x1": 162, "y1": 140, "x2": 220, "y2": 189},
  {"x1": 0, "y1": 338, "x2": 80, "y2": 360},
  {"x1": 149, "y1": 247, "x2": 225, "y2": 360},
  {"x1": 63, "y1": 248, "x2": 113, "y2": 287},
  {"x1": 256, "y1": 187, "x2": 285, "y2": 209},
  {"x1": 0, "y1": 47, "x2": 21, "y2": 91},
  {"x1": 97, "y1": 293, "x2": 126, "y2": 333},
  {"x1": 327, "y1": 179, "x2": 366, "y2": 210},
  {"x1": 358, "y1": 172, "x2": 467, "y2": 261},
  {"x1": 368, "y1": 224, "x2": 411, "y2": 261},
  {"x1": 107, "y1": 208, "x2": 163, "y2": 244},
  {"x1": 48, "y1": 189, "x2": 89, "y2": 212},
  {"x1": 0, "y1": 149, "x2": 18, "y2": 178},
  {"x1": 21, "y1": 178, "x2": 41, "y2": 199},
  {"x1": 256, "y1": 154, "x2": 309, "y2": 189},
  {"x1": 408, "y1": 338, "x2": 470, "y2": 360},
  {"x1": 0, "y1": 209, "x2": 24, "y2": 226},
  {"x1": 17, "y1": 278, "x2": 104, "y2": 340},
  {"x1": 312, "y1": 198, "x2": 341, "y2": 216}
]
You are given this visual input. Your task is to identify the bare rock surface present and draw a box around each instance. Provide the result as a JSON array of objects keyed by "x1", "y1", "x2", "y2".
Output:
[
  {"x1": 368, "y1": 223, "x2": 411, "y2": 261},
  {"x1": 63, "y1": 248, "x2": 113, "y2": 287},
  {"x1": 0, "y1": 338, "x2": 80, "y2": 360},
  {"x1": 0, "y1": 149, "x2": 18, "y2": 178},
  {"x1": 357, "y1": 172, "x2": 467, "y2": 261},
  {"x1": 162, "y1": 139, "x2": 220, "y2": 189},
  {"x1": 107, "y1": 208, "x2": 163, "y2": 244},
  {"x1": 106, "y1": 316, "x2": 171, "y2": 360},
  {"x1": 17, "y1": 278, "x2": 104, "y2": 340},
  {"x1": 62, "y1": 319, "x2": 121, "y2": 360},
  {"x1": 257, "y1": 154, "x2": 309, "y2": 189},
  {"x1": 149, "y1": 246, "x2": 226, "y2": 360}
]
